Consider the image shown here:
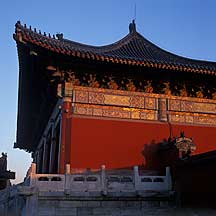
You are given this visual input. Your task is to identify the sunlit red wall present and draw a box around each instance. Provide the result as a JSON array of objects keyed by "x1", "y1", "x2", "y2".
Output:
[{"x1": 59, "y1": 108, "x2": 216, "y2": 172}]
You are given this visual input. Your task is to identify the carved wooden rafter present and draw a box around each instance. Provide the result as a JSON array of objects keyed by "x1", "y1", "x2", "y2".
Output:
[{"x1": 49, "y1": 70, "x2": 216, "y2": 100}]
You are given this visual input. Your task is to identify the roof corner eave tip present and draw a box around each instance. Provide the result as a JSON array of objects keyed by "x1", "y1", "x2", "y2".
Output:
[
  {"x1": 13, "y1": 141, "x2": 31, "y2": 152},
  {"x1": 13, "y1": 142, "x2": 18, "y2": 149}
]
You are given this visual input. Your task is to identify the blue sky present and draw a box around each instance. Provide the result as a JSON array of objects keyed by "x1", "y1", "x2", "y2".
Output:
[{"x1": 1, "y1": 0, "x2": 216, "y2": 183}]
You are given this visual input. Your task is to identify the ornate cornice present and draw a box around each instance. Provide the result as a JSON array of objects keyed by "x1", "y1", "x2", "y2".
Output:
[{"x1": 59, "y1": 84, "x2": 216, "y2": 126}]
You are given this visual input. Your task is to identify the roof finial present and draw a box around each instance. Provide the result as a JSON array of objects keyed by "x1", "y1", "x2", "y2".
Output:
[{"x1": 129, "y1": 19, "x2": 136, "y2": 33}]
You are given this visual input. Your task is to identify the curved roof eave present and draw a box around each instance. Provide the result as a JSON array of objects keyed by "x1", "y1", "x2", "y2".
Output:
[{"x1": 13, "y1": 21, "x2": 216, "y2": 75}]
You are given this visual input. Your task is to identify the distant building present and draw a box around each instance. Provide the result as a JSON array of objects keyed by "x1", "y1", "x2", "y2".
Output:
[
  {"x1": 13, "y1": 20, "x2": 216, "y2": 174},
  {"x1": 0, "y1": 153, "x2": 15, "y2": 190}
]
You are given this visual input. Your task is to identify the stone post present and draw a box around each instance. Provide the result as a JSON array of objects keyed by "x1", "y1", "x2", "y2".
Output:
[
  {"x1": 49, "y1": 122, "x2": 55, "y2": 173},
  {"x1": 30, "y1": 163, "x2": 37, "y2": 187},
  {"x1": 42, "y1": 138, "x2": 47, "y2": 173},
  {"x1": 31, "y1": 163, "x2": 36, "y2": 175},
  {"x1": 133, "y1": 166, "x2": 139, "y2": 191},
  {"x1": 64, "y1": 164, "x2": 71, "y2": 195},
  {"x1": 165, "y1": 166, "x2": 172, "y2": 191},
  {"x1": 101, "y1": 165, "x2": 107, "y2": 195},
  {"x1": 65, "y1": 164, "x2": 71, "y2": 174}
]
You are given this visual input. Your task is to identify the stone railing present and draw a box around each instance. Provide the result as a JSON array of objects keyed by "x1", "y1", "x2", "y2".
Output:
[
  {"x1": 60, "y1": 84, "x2": 216, "y2": 126},
  {"x1": 0, "y1": 164, "x2": 172, "y2": 215},
  {"x1": 24, "y1": 163, "x2": 172, "y2": 195}
]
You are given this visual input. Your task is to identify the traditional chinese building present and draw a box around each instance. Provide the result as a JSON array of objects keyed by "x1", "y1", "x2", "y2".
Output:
[{"x1": 13, "y1": 20, "x2": 216, "y2": 174}]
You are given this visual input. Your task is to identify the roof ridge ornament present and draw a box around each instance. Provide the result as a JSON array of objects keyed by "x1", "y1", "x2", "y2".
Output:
[
  {"x1": 129, "y1": 19, "x2": 136, "y2": 34},
  {"x1": 56, "y1": 33, "x2": 64, "y2": 40}
]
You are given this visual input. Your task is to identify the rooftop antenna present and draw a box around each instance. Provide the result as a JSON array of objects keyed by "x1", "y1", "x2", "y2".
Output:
[
  {"x1": 134, "y1": 3, "x2": 137, "y2": 22},
  {"x1": 129, "y1": 4, "x2": 137, "y2": 33}
]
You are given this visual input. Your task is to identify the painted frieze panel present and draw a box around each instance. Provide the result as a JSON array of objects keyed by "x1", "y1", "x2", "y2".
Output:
[
  {"x1": 86, "y1": 107, "x2": 93, "y2": 116},
  {"x1": 75, "y1": 90, "x2": 89, "y2": 103},
  {"x1": 89, "y1": 91, "x2": 104, "y2": 104},
  {"x1": 181, "y1": 101, "x2": 193, "y2": 112},
  {"x1": 139, "y1": 110, "x2": 157, "y2": 121},
  {"x1": 193, "y1": 114, "x2": 216, "y2": 125},
  {"x1": 70, "y1": 86, "x2": 216, "y2": 126},
  {"x1": 104, "y1": 94, "x2": 130, "y2": 107},
  {"x1": 169, "y1": 99, "x2": 216, "y2": 115},
  {"x1": 180, "y1": 101, "x2": 216, "y2": 114},
  {"x1": 170, "y1": 111, "x2": 216, "y2": 126},
  {"x1": 185, "y1": 115, "x2": 194, "y2": 124},
  {"x1": 131, "y1": 111, "x2": 140, "y2": 119},
  {"x1": 139, "y1": 112, "x2": 147, "y2": 120},
  {"x1": 146, "y1": 111, "x2": 157, "y2": 120},
  {"x1": 192, "y1": 102, "x2": 216, "y2": 114},
  {"x1": 130, "y1": 96, "x2": 144, "y2": 108},
  {"x1": 73, "y1": 103, "x2": 158, "y2": 121},
  {"x1": 170, "y1": 113, "x2": 186, "y2": 124},
  {"x1": 102, "y1": 108, "x2": 130, "y2": 119},
  {"x1": 92, "y1": 108, "x2": 103, "y2": 116},
  {"x1": 144, "y1": 97, "x2": 157, "y2": 110},
  {"x1": 168, "y1": 99, "x2": 181, "y2": 111},
  {"x1": 74, "y1": 106, "x2": 88, "y2": 115}
]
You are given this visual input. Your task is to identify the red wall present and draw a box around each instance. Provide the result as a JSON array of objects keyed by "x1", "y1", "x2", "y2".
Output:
[{"x1": 60, "y1": 114, "x2": 216, "y2": 170}]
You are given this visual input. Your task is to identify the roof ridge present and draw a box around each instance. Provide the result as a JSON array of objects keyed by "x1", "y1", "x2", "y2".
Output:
[
  {"x1": 15, "y1": 21, "x2": 57, "y2": 40},
  {"x1": 14, "y1": 21, "x2": 145, "y2": 53}
]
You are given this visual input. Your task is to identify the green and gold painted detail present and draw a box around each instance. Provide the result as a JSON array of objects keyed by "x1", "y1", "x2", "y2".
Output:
[
  {"x1": 60, "y1": 84, "x2": 216, "y2": 126},
  {"x1": 73, "y1": 103, "x2": 157, "y2": 121}
]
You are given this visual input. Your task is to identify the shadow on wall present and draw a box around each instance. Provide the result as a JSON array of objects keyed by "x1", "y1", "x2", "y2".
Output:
[
  {"x1": 141, "y1": 139, "x2": 160, "y2": 170},
  {"x1": 141, "y1": 136, "x2": 180, "y2": 171}
]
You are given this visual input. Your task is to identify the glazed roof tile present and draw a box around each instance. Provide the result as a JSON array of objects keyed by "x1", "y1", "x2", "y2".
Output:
[{"x1": 14, "y1": 21, "x2": 216, "y2": 75}]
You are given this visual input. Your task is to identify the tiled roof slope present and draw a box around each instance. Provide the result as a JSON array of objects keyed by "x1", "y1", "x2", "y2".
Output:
[{"x1": 14, "y1": 21, "x2": 216, "y2": 75}]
